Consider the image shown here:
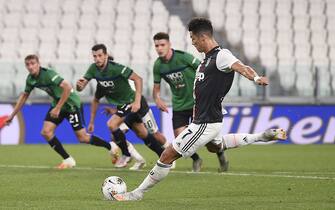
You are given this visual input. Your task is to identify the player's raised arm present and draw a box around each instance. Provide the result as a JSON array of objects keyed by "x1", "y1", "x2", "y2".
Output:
[
  {"x1": 6, "y1": 92, "x2": 30, "y2": 125},
  {"x1": 128, "y1": 72, "x2": 142, "y2": 112},
  {"x1": 153, "y1": 83, "x2": 168, "y2": 113},
  {"x1": 231, "y1": 61, "x2": 269, "y2": 86}
]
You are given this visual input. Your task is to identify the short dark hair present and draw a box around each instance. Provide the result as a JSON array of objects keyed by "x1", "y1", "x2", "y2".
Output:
[
  {"x1": 24, "y1": 54, "x2": 39, "y2": 63},
  {"x1": 108, "y1": 55, "x2": 114, "y2": 61},
  {"x1": 91, "y1": 44, "x2": 107, "y2": 54},
  {"x1": 187, "y1": 17, "x2": 213, "y2": 36},
  {"x1": 153, "y1": 32, "x2": 170, "y2": 41}
]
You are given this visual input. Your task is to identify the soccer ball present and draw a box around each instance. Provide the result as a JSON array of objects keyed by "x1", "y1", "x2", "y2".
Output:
[{"x1": 101, "y1": 176, "x2": 127, "y2": 200}]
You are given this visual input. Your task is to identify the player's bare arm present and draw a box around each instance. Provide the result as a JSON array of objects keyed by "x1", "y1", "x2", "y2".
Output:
[
  {"x1": 76, "y1": 78, "x2": 89, "y2": 91},
  {"x1": 231, "y1": 61, "x2": 269, "y2": 86},
  {"x1": 153, "y1": 83, "x2": 168, "y2": 113},
  {"x1": 6, "y1": 92, "x2": 30, "y2": 125},
  {"x1": 128, "y1": 72, "x2": 142, "y2": 112},
  {"x1": 50, "y1": 80, "x2": 72, "y2": 118},
  {"x1": 88, "y1": 98, "x2": 100, "y2": 133}
]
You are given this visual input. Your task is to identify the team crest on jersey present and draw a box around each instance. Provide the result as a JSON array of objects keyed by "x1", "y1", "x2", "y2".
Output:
[{"x1": 98, "y1": 80, "x2": 115, "y2": 88}]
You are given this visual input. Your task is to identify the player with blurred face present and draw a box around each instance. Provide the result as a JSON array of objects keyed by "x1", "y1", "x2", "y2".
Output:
[
  {"x1": 76, "y1": 44, "x2": 166, "y2": 169},
  {"x1": 93, "y1": 48, "x2": 108, "y2": 68},
  {"x1": 5, "y1": 55, "x2": 114, "y2": 169},
  {"x1": 114, "y1": 17, "x2": 286, "y2": 201},
  {"x1": 152, "y1": 32, "x2": 228, "y2": 172}
]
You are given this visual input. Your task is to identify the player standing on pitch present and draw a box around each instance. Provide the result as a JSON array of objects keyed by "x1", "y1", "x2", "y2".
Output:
[
  {"x1": 114, "y1": 17, "x2": 286, "y2": 201},
  {"x1": 152, "y1": 32, "x2": 229, "y2": 172},
  {"x1": 5, "y1": 55, "x2": 115, "y2": 169},
  {"x1": 76, "y1": 44, "x2": 165, "y2": 168}
]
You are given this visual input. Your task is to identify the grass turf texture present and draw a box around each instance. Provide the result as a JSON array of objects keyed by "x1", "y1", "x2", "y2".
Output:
[{"x1": 0, "y1": 144, "x2": 334, "y2": 210}]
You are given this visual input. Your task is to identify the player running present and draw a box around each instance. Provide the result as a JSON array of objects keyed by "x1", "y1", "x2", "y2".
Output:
[
  {"x1": 76, "y1": 44, "x2": 165, "y2": 168},
  {"x1": 152, "y1": 32, "x2": 229, "y2": 172},
  {"x1": 114, "y1": 17, "x2": 287, "y2": 201},
  {"x1": 5, "y1": 55, "x2": 115, "y2": 169}
]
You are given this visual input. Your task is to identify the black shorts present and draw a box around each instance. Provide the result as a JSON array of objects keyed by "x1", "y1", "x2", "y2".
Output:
[
  {"x1": 117, "y1": 96, "x2": 150, "y2": 127},
  {"x1": 44, "y1": 106, "x2": 85, "y2": 131},
  {"x1": 172, "y1": 109, "x2": 193, "y2": 130}
]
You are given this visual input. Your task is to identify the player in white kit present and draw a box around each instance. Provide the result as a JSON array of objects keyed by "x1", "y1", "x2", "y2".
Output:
[{"x1": 113, "y1": 17, "x2": 286, "y2": 201}]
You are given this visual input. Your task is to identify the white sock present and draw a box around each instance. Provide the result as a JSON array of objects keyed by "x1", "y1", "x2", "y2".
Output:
[
  {"x1": 110, "y1": 141, "x2": 119, "y2": 150},
  {"x1": 127, "y1": 141, "x2": 145, "y2": 162},
  {"x1": 134, "y1": 160, "x2": 171, "y2": 194},
  {"x1": 222, "y1": 133, "x2": 265, "y2": 149}
]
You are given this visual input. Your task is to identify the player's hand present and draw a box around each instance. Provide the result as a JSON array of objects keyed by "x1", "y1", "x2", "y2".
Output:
[
  {"x1": 255, "y1": 76, "x2": 269, "y2": 86},
  {"x1": 76, "y1": 78, "x2": 86, "y2": 91},
  {"x1": 5, "y1": 116, "x2": 13, "y2": 126},
  {"x1": 155, "y1": 98, "x2": 168, "y2": 113},
  {"x1": 50, "y1": 107, "x2": 60, "y2": 118},
  {"x1": 88, "y1": 122, "x2": 94, "y2": 133},
  {"x1": 103, "y1": 107, "x2": 117, "y2": 116},
  {"x1": 130, "y1": 101, "x2": 140, "y2": 113}
]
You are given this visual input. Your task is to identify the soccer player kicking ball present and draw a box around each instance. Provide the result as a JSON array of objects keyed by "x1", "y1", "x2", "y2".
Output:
[
  {"x1": 113, "y1": 17, "x2": 286, "y2": 201},
  {"x1": 76, "y1": 44, "x2": 165, "y2": 168},
  {"x1": 152, "y1": 32, "x2": 228, "y2": 172},
  {"x1": 5, "y1": 55, "x2": 115, "y2": 169}
]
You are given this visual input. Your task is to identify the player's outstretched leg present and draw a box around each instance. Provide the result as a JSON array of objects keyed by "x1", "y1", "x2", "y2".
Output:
[
  {"x1": 113, "y1": 145, "x2": 180, "y2": 201},
  {"x1": 222, "y1": 128, "x2": 287, "y2": 149},
  {"x1": 112, "y1": 129, "x2": 132, "y2": 168},
  {"x1": 47, "y1": 136, "x2": 76, "y2": 169},
  {"x1": 153, "y1": 131, "x2": 177, "y2": 169},
  {"x1": 41, "y1": 121, "x2": 76, "y2": 169}
]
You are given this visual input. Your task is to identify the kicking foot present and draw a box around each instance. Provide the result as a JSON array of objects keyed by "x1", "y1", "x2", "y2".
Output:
[
  {"x1": 114, "y1": 155, "x2": 132, "y2": 168},
  {"x1": 192, "y1": 158, "x2": 203, "y2": 172},
  {"x1": 57, "y1": 156, "x2": 76, "y2": 169},
  {"x1": 113, "y1": 190, "x2": 143, "y2": 201},
  {"x1": 129, "y1": 161, "x2": 146, "y2": 171},
  {"x1": 263, "y1": 128, "x2": 287, "y2": 141}
]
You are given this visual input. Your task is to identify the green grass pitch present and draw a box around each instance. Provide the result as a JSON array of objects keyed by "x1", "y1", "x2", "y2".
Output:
[{"x1": 0, "y1": 144, "x2": 334, "y2": 210}]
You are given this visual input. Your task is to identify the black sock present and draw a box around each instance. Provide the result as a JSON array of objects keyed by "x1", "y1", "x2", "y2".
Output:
[
  {"x1": 216, "y1": 150, "x2": 224, "y2": 157},
  {"x1": 48, "y1": 136, "x2": 70, "y2": 159},
  {"x1": 112, "y1": 129, "x2": 131, "y2": 156},
  {"x1": 89, "y1": 135, "x2": 111, "y2": 150},
  {"x1": 191, "y1": 153, "x2": 200, "y2": 161},
  {"x1": 142, "y1": 133, "x2": 164, "y2": 157}
]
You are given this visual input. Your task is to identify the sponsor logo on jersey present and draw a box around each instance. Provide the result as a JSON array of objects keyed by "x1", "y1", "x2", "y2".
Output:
[
  {"x1": 99, "y1": 80, "x2": 115, "y2": 88},
  {"x1": 166, "y1": 72, "x2": 184, "y2": 83}
]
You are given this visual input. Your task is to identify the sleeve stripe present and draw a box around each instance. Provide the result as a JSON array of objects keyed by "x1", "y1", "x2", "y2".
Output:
[
  {"x1": 191, "y1": 58, "x2": 196, "y2": 64},
  {"x1": 121, "y1": 67, "x2": 127, "y2": 74},
  {"x1": 51, "y1": 75, "x2": 59, "y2": 81}
]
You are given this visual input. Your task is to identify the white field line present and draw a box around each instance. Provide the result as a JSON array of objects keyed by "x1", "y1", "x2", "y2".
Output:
[{"x1": 0, "y1": 164, "x2": 335, "y2": 181}]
